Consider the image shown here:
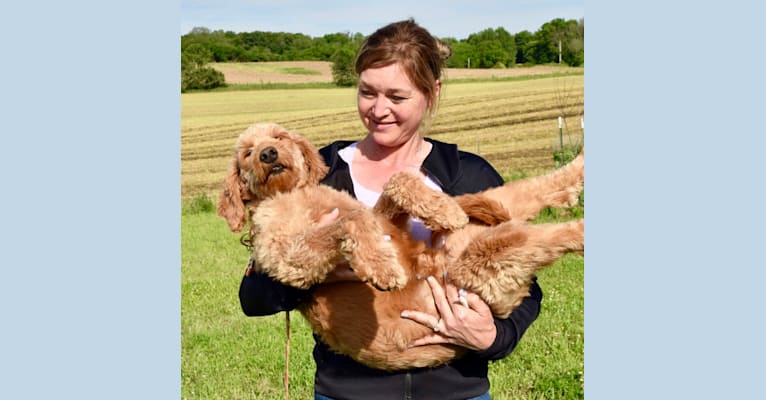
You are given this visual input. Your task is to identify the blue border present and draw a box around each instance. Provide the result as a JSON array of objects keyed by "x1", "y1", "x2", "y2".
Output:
[
  {"x1": 1, "y1": 2, "x2": 180, "y2": 398},
  {"x1": 587, "y1": 1, "x2": 765, "y2": 398}
]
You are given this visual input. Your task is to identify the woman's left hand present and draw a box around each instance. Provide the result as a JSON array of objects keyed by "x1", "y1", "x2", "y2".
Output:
[{"x1": 400, "y1": 276, "x2": 496, "y2": 351}]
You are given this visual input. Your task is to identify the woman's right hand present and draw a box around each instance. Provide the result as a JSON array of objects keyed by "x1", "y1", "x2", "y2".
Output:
[{"x1": 317, "y1": 207, "x2": 340, "y2": 227}]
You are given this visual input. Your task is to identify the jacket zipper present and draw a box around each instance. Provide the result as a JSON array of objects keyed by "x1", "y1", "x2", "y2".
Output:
[{"x1": 404, "y1": 372, "x2": 412, "y2": 400}]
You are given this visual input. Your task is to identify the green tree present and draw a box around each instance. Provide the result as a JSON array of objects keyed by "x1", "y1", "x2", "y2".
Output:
[
  {"x1": 181, "y1": 43, "x2": 212, "y2": 71},
  {"x1": 563, "y1": 19, "x2": 584, "y2": 66},
  {"x1": 331, "y1": 47, "x2": 357, "y2": 87},
  {"x1": 179, "y1": 20, "x2": 583, "y2": 72},
  {"x1": 533, "y1": 18, "x2": 584, "y2": 66},
  {"x1": 442, "y1": 38, "x2": 475, "y2": 68},
  {"x1": 467, "y1": 28, "x2": 514, "y2": 67},
  {"x1": 475, "y1": 40, "x2": 507, "y2": 68},
  {"x1": 514, "y1": 30, "x2": 534, "y2": 64},
  {"x1": 494, "y1": 27, "x2": 517, "y2": 65}
]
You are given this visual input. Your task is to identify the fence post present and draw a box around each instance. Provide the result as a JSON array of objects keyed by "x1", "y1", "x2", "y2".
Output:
[{"x1": 558, "y1": 116, "x2": 563, "y2": 149}]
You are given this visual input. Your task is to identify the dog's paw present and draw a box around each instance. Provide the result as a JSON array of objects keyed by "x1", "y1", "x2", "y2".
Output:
[
  {"x1": 424, "y1": 201, "x2": 469, "y2": 231},
  {"x1": 367, "y1": 264, "x2": 408, "y2": 291}
]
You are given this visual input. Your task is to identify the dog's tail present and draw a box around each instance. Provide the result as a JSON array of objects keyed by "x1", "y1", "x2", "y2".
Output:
[{"x1": 476, "y1": 150, "x2": 583, "y2": 222}]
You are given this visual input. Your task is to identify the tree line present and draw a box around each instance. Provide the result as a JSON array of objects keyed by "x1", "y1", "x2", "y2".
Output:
[{"x1": 181, "y1": 17, "x2": 583, "y2": 91}]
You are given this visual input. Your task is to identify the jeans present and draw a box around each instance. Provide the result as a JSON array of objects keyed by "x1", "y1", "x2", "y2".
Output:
[{"x1": 314, "y1": 392, "x2": 491, "y2": 400}]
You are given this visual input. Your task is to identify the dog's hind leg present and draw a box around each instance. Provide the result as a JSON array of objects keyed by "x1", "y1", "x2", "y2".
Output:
[
  {"x1": 374, "y1": 172, "x2": 469, "y2": 232},
  {"x1": 449, "y1": 219, "x2": 584, "y2": 318},
  {"x1": 475, "y1": 152, "x2": 584, "y2": 222}
]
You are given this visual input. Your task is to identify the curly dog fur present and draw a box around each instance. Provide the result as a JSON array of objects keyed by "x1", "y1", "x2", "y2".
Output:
[{"x1": 218, "y1": 123, "x2": 584, "y2": 371}]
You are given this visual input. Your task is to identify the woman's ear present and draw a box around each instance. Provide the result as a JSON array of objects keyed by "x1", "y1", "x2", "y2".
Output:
[{"x1": 217, "y1": 159, "x2": 249, "y2": 232}]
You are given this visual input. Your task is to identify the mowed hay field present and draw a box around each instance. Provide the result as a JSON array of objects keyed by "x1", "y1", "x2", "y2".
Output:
[{"x1": 183, "y1": 62, "x2": 584, "y2": 200}]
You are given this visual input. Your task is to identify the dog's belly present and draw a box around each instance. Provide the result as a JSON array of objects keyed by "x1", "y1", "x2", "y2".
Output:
[{"x1": 300, "y1": 280, "x2": 465, "y2": 370}]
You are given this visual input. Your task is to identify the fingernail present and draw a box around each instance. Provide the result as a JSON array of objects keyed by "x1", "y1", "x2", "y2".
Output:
[
  {"x1": 427, "y1": 276, "x2": 435, "y2": 283},
  {"x1": 400, "y1": 311, "x2": 409, "y2": 318},
  {"x1": 459, "y1": 288, "x2": 467, "y2": 296}
]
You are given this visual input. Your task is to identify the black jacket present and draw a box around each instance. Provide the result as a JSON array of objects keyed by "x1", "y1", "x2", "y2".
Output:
[{"x1": 239, "y1": 138, "x2": 543, "y2": 400}]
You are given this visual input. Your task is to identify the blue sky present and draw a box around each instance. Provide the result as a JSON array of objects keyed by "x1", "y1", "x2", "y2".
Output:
[{"x1": 181, "y1": 0, "x2": 584, "y2": 39}]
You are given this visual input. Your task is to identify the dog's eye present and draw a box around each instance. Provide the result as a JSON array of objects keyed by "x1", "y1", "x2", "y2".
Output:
[{"x1": 244, "y1": 149, "x2": 252, "y2": 157}]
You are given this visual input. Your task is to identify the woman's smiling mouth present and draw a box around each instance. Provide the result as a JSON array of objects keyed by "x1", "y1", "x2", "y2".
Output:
[{"x1": 371, "y1": 118, "x2": 397, "y2": 129}]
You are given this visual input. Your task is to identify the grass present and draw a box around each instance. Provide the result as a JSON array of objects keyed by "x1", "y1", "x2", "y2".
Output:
[
  {"x1": 181, "y1": 202, "x2": 583, "y2": 399},
  {"x1": 182, "y1": 211, "x2": 319, "y2": 399}
]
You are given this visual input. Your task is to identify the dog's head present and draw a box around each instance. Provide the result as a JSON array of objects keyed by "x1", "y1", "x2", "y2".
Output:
[{"x1": 217, "y1": 123, "x2": 330, "y2": 232}]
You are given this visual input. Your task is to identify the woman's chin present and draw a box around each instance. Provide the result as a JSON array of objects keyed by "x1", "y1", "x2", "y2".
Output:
[{"x1": 369, "y1": 131, "x2": 403, "y2": 146}]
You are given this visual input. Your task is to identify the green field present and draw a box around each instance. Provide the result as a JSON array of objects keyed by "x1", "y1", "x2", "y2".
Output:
[{"x1": 181, "y1": 73, "x2": 584, "y2": 399}]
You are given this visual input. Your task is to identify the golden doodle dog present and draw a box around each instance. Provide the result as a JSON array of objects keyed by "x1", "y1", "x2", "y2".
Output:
[{"x1": 218, "y1": 122, "x2": 584, "y2": 371}]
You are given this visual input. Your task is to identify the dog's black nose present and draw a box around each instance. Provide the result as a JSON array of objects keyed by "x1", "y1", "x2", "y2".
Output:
[{"x1": 259, "y1": 146, "x2": 278, "y2": 164}]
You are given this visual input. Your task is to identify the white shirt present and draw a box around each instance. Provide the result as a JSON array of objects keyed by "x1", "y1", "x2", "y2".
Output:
[{"x1": 339, "y1": 143, "x2": 441, "y2": 246}]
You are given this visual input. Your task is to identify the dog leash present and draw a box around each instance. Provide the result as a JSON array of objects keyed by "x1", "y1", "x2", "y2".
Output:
[
  {"x1": 241, "y1": 230, "x2": 291, "y2": 400},
  {"x1": 284, "y1": 311, "x2": 291, "y2": 400}
]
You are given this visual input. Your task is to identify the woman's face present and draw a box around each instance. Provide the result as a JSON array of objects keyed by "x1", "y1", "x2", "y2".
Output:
[{"x1": 357, "y1": 63, "x2": 437, "y2": 147}]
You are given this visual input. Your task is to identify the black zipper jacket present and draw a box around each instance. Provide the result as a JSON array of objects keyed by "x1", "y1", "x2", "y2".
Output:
[{"x1": 239, "y1": 138, "x2": 543, "y2": 400}]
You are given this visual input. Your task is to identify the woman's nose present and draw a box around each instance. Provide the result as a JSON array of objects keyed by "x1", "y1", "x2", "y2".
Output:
[{"x1": 372, "y1": 96, "x2": 390, "y2": 117}]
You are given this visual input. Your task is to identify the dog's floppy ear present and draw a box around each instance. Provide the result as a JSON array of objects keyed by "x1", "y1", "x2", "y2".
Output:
[
  {"x1": 294, "y1": 134, "x2": 329, "y2": 185},
  {"x1": 217, "y1": 159, "x2": 249, "y2": 232}
]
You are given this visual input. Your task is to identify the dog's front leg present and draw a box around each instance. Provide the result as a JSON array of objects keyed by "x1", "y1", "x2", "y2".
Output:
[
  {"x1": 374, "y1": 172, "x2": 468, "y2": 231},
  {"x1": 253, "y1": 222, "x2": 350, "y2": 289},
  {"x1": 256, "y1": 213, "x2": 407, "y2": 290},
  {"x1": 336, "y1": 210, "x2": 408, "y2": 291}
]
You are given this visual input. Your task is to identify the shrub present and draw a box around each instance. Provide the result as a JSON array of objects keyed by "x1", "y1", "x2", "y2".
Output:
[
  {"x1": 182, "y1": 193, "x2": 215, "y2": 215},
  {"x1": 182, "y1": 67, "x2": 225, "y2": 92},
  {"x1": 331, "y1": 47, "x2": 357, "y2": 87},
  {"x1": 553, "y1": 144, "x2": 582, "y2": 168}
]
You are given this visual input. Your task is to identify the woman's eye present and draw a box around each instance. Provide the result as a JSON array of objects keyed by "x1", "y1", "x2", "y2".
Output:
[
  {"x1": 391, "y1": 96, "x2": 407, "y2": 102},
  {"x1": 359, "y1": 90, "x2": 374, "y2": 97}
]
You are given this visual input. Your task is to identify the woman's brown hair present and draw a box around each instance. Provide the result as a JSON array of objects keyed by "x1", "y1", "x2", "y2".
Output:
[{"x1": 355, "y1": 19, "x2": 451, "y2": 111}]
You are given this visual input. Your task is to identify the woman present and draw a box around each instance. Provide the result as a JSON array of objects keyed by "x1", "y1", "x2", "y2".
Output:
[{"x1": 239, "y1": 19, "x2": 543, "y2": 400}]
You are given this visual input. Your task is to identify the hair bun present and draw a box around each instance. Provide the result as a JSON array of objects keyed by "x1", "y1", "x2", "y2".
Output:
[{"x1": 436, "y1": 40, "x2": 452, "y2": 61}]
